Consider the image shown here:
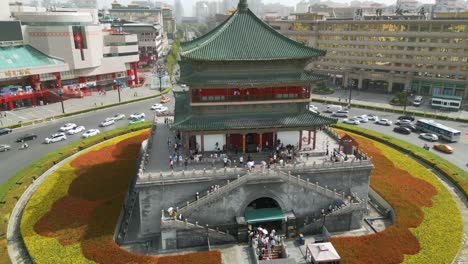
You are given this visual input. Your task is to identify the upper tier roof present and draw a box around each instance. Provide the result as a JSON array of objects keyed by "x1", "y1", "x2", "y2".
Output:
[{"x1": 180, "y1": 0, "x2": 326, "y2": 61}]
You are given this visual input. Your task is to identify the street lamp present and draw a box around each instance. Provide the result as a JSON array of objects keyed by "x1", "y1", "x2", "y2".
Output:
[
  {"x1": 114, "y1": 80, "x2": 121, "y2": 102},
  {"x1": 348, "y1": 80, "x2": 355, "y2": 109},
  {"x1": 57, "y1": 88, "x2": 65, "y2": 114},
  {"x1": 157, "y1": 65, "x2": 165, "y2": 92},
  {"x1": 321, "y1": 208, "x2": 326, "y2": 228}
]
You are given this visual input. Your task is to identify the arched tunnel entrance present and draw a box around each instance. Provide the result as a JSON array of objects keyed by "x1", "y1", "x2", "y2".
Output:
[{"x1": 244, "y1": 197, "x2": 284, "y2": 233}]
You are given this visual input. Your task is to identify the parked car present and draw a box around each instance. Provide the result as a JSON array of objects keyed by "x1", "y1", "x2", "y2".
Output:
[
  {"x1": 100, "y1": 118, "x2": 115, "y2": 127},
  {"x1": 67, "y1": 125, "x2": 86, "y2": 135},
  {"x1": 353, "y1": 115, "x2": 369, "y2": 123},
  {"x1": 433, "y1": 144, "x2": 454, "y2": 154},
  {"x1": 0, "y1": 144, "x2": 11, "y2": 152},
  {"x1": 365, "y1": 114, "x2": 379, "y2": 121},
  {"x1": 82, "y1": 129, "x2": 100, "y2": 138},
  {"x1": 59, "y1": 123, "x2": 77, "y2": 132},
  {"x1": 399, "y1": 124, "x2": 417, "y2": 132},
  {"x1": 129, "y1": 112, "x2": 146, "y2": 120},
  {"x1": 343, "y1": 118, "x2": 360, "y2": 125},
  {"x1": 160, "y1": 96, "x2": 171, "y2": 104},
  {"x1": 0, "y1": 128, "x2": 12, "y2": 135},
  {"x1": 413, "y1": 96, "x2": 423, "y2": 106},
  {"x1": 112, "y1": 113, "x2": 126, "y2": 121},
  {"x1": 16, "y1": 133, "x2": 38, "y2": 142},
  {"x1": 331, "y1": 110, "x2": 349, "y2": 118},
  {"x1": 419, "y1": 133, "x2": 438, "y2": 142},
  {"x1": 129, "y1": 118, "x2": 146, "y2": 125},
  {"x1": 395, "y1": 119, "x2": 412, "y2": 125},
  {"x1": 151, "y1": 103, "x2": 163, "y2": 110},
  {"x1": 155, "y1": 106, "x2": 169, "y2": 113},
  {"x1": 44, "y1": 133, "x2": 66, "y2": 144},
  {"x1": 398, "y1": 115, "x2": 415, "y2": 122},
  {"x1": 393, "y1": 126, "x2": 411, "y2": 135},
  {"x1": 375, "y1": 119, "x2": 392, "y2": 126}
]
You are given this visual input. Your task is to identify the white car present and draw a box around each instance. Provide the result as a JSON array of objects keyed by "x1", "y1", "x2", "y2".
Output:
[
  {"x1": 154, "y1": 106, "x2": 169, "y2": 113},
  {"x1": 343, "y1": 118, "x2": 360, "y2": 125},
  {"x1": 112, "y1": 113, "x2": 126, "y2": 121},
  {"x1": 129, "y1": 112, "x2": 146, "y2": 120},
  {"x1": 396, "y1": 119, "x2": 412, "y2": 125},
  {"x1": 366, "y1": 114, "x2": 379, "y2": 121},
  {"x1": 0, "y1": 144, "x2": 11, "y2": 152},
  {"x1": 331, "y1": 110, "x2": 349, "y2": 118},
  {"x1": 353, "y1": 115, "x2": 369, "y2": 123},
  {"x1": 59, "y1": 123, "x2": 77, "y2": 132},
  {"x1": 419, "y1": 133, "x2": 439, "y2": 142},
  {"x1": 67, "y1": 125, "x2": 85, "y2": 135},
  {"x1": 82, "y1": 129, "x2": 100, "y2": 138},
  {"x1": 151, "y1": 103, "x2": 163, "y2": 110},
  {"x1": 308, "y1": 104, "x2": 319, "y2": 114},
  {"x1": 100, "y1": 118, "x2": 115, "y2": 127},
  {"x1": 44, "y1": 133, "x2": 66, "y2": 144},
  {"x1": 375, "y1": 119, "x2": 392, "y2": 126}
]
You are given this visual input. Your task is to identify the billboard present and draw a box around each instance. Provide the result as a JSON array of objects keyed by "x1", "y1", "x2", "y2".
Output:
[{"x1": 0, "y1": 21, "x2": 23, "y2": 42}]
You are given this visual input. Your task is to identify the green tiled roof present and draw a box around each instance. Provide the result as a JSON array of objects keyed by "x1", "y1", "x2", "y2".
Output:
[
  {"x1": 245, "y1": 208, "x2": 285, "y2": 224},
  {"x1": 0, "y1": 45, "x2": 64, "y2": 70},
  {"x1": 171, "y1": 91, "x2": 337, "y2": 132},
  {"x1": 183, "y1": 71, "x2": 327, "y2": 86},
  {"x1": 180, "y1": 2, "x2": 326, "y2": 61}
]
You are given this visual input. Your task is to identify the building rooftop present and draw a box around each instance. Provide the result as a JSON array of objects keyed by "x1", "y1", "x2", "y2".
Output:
[
  {"x1": 180, "y1": 0, "x2": 326, "y2": 61},
  {"x1": 0, "y1": 45, "x2": 65, "y2": 70}
]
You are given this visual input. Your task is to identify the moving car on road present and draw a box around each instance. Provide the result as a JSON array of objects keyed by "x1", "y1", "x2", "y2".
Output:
[
  {"x1": 353, "y1": 115, "x2": 369, "y2": 123},
  {"x1": 82, "y1": 129, "x2": 100, "y2": 138},
  {"x1": 59, "y1": 123, "x2": 77, "y2": 132},
  {"x1": 155, "y1": 106, "x2": 169, "y2": 113},
  {"x1": 160, "y1": 96, "x2": 171, "y2": 104},
  {"x1": 398, "y1": 115, "x2": 415, "y2": 122},
  {"x1": 365, "y1": 114, "x2": 379, "y2": 121},
  {"x1": 129, "y1": 112, "x2": 145, "y2": 120},
  {"x1": 395, "y1": 119, "x2": 412, "y2": 125},
  {"x1": 419, "y1": 133, "x2": 438, "y2": 142},
  {"x1": 112, "y1": 113, "x2": 126, "y2": 121},
  {"x1": 0, "y1": 144, "x2": 11, "y2": 152},
  {"x1": 375, "y1": 119, "x2": 392, "y2": 126},
  {"x1": 151, "y1": 103, "x2": 163, "y2": 110},
  {"x1": 433, "y1": 144, "x2": 454, "y2": 154},
  {"x1": 129, "y1": 118, "x2": 145, "y2": 125},
  {"x1": 393, "y1": 127, "x2": 411, "y2": 135},
  {"x1": 343, "y1": 118, "x2": 360, "y2": 125},
  {"x1": 399, "y1": 124, "x2": 417, "y2": 132},
  {"x1": 0, "y1": 128, "x2": 12, "y2": 135},
  {"x1": 331, "y1": 110, "x2": 349, "y2": 118},
  {"x1": 324, "y1": 105, "x2": 343, "y2": 113},
  {"x1": 100, "y1": 118, "x2": 115, "y2": 127},
  {"x1": 16, "y1": 133, "x2": 38, "y2": 142},
  {"x1": 67, "y1": 126, "x2": 85, "y2": 135},
  {"x1": 44, "y1": 133, "x2": 66, "y2": 144}
]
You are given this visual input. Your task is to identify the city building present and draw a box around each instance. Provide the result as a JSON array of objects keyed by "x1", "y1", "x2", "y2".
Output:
[
  {"x1": 174, "y1": 0, "x2": 184, "y2": 22},
  {"x1": 162, "y1": 7, "x2": 176, "y2": 39},
  {"x1": 109, "y1": 0, "x2": 163, "y2": 26},
  {"x1": 194, "y1": 1, "x2": 209, "y2": 23},
  {"x1": 434, "y1": 0, "x2": 466, "y2": 12},
  {"x1": 0, "y1": 6, "x2": 140, "y2": 111},
  {"x1": 396, "y1": 0, "x2": 420, "y2": 13},
  {"x1": 115, "y1": 0, "x2": 372, "y2": 254},
  {"x1": 268, "y1": 16, "x2": 468, "y2": 98},
  {"x1": 296, "y1": 0, "x2": 310, "y2": 13}
]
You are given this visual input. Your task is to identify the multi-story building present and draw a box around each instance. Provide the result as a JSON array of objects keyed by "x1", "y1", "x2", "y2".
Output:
[
  {"x1": 396, "y1": 0, "x2": 420, "y2": 12},
  {"x1": 195, "y1": 1, "x2": 209, "y2": 23},
  {"x1": 109, "y1": 1, "x2": 163, "y2": 26},
  {"x1": 117, "y1": 23, "x2": 164, "y2": 68},
  {"x1": 268, "y1": 16, "x2": 468, "y2": 98},
  {"x1": 0, "y1": 7, "x2": 140, "y2": 110},
  {"x1": 174, "y1": 0, "x2": 184, "y2": 22},
  {"x1": 162, "y1": 7, "x2": 176, "y2": 39},
  {"x1": 434, "y1": 0, "x2": 466, "y2": 12}
]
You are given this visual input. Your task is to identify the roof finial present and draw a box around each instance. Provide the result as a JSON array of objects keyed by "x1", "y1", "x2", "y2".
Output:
[{"x1": 238, "y1": 0, "x2": 248, "y2": 11}]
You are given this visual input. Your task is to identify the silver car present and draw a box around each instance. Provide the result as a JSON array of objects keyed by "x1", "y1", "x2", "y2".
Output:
[
  {"x1": 0, "y1": 144, "x2": 11, "y2": 152},
  {"x1": 419, "y1": 133, "x2": 438, "y2": 142}
]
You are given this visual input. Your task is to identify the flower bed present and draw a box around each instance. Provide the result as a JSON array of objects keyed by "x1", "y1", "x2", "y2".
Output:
[
  {"x1": 21, "y1": 130, "x2": 221, "y2": 264},
  {"x1": 330, "y1": 131, "x2": 462, "y2": 264}
]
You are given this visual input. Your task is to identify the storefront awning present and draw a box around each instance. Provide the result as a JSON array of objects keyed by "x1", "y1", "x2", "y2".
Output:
[{"x1": 245, "y1": 208, "x2": 285, "y2": 224}]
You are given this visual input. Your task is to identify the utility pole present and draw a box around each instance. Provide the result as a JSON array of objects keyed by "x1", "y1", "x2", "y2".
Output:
[
  {"x1": 348, "y1": 80, "x2": 355, "y2": 109},
  {"x1": 57, "y1": 88, "x2": 65, "y2": 113}
]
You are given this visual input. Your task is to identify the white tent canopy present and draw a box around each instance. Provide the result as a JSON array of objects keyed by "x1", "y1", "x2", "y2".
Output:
[{"x1": 306, "y1": 242, "x2": 341, "y2": 264}]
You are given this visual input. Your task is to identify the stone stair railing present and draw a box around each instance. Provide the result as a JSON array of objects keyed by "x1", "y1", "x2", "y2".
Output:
[
  {"x1": 176, "y1": 169, "x2": 344, "y2": 216},
  {"x1": 137, "y1": 159, "x2": 373, "y2": 185},
  {"x1": 116, "y1": 189, "x2": 139, "y2": 244},
  {"x1": 160, "y1": 214, "x2": 237, "y2": 243}
]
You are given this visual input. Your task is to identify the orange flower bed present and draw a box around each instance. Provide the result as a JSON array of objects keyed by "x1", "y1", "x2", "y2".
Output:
[
  {"x1": 33, "y1": 131, "x2": 222, "y2": 264},
  {"x1": 330, "y1": 134, "x2": 438, "y2": 264}
]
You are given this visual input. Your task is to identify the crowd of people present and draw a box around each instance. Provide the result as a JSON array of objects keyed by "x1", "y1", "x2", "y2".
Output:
[{"x1": 249, "y1": 227, "x2": 283, "y2": 261}]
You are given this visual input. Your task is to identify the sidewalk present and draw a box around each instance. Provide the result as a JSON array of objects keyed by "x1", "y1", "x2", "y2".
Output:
[
  {"x1": 0, "y1": 72, "x2": 168, "y2": 127},
  {"x1": 312, "y1": 89, "x2": 468, "y2": 120}
]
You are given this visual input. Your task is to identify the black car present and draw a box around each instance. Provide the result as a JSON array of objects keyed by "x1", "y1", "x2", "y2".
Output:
[
  {"x1": 398, "y1": 115, "x2": 415, "y2": 122},
  {"x1": 399, "y1": 124, "x2": 417, "y2": 132},
  {"x1": 393, "y1": 126, "x2": 411, "y2": 135},
  {"x1": 16, "y1": 133, "x2": 38, "y2": 142},
  {"x1": 0, "y1": 128, "x2": 12, "y2": 135}
]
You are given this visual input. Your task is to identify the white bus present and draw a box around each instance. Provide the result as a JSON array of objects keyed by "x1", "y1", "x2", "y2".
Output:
[
  {"x1": 415, "y1": 119, "x2": 461, "y2": 142},
  {"x1": 431, "y1": 96, "x2": 462, "y2": 111}
]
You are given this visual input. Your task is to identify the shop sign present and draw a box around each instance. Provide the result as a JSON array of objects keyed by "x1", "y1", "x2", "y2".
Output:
[{"x1": 1, "y1": 68, "x2": 32, "y2": 78}]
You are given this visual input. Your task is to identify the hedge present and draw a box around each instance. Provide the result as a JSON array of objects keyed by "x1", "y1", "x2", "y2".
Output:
[
  {"x1": 1, "y1": 87, "x2": 170, "y2": 130},
  {"x1": 334, "y1": 123, "x2": 468, "y2": 199},
  {"x1": 312, "y1": 98, "x2": 468, "y2": 123}
]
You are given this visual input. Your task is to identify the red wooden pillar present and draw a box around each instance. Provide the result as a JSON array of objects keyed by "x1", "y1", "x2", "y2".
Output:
[
  {"x1": 79, "y1": 76, "x2": 86, "y2": 84},
  {"x1": 308, "y1": 130, "x2": 311, "y2": 145},
  {"x1": 133, "y1": 63, "x2": 139, "y2": 85},
  {"x1": 259, "y1": 133, "x2": 263, "y2": 149},
  {"x1": 313, "y1": 128, "x2": 317, "y2": 150},
  {"x1": 112, "y1": 73, "x2": 117, "y2": 90},
  {"x1": 201, "y1": 134, "x2": 205, "y2": 153},
  {"x1": 31, "y1": 96, "x2": 37, "y2": 106},
  {"x1": 126, "y1": 69, "x2": 133, "y2": 86},
  {"x1": 8, "y1": 101, "x2": 14, "y2": 110},
  {"x1": 299, "y1": 130, "x2": 303, "y2": 150},
  {"x1": 242, "y1": 134, "x2": 246, "y2": 153},
  {"x1": 53, "y1": 72, "x2": 62, "y2": 88},
  {"x1": 96, "y1": 75, "x2": 102, "y2": 91}
]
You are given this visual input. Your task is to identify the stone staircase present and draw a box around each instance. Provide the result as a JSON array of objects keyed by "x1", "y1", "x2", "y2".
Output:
[
  {"x1": 160, "y1": 215, "x2": 237, "y2": 244},
  {"x1": 176, "y1": 169, "x2": 343, "y2": 216}
]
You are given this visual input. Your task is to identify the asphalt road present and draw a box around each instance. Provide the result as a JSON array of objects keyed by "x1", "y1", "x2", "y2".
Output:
[
  {"x1": 0, "y1": 90, "x2": 466, "y2": 186},
  {"x1": 0, "y1": 89, "x2": 177, "y2": 186},
  {"x1": 314, "y1": 103, "x2": 468, "y2": 171}
]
